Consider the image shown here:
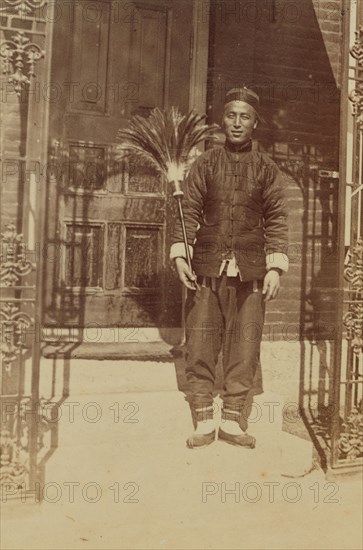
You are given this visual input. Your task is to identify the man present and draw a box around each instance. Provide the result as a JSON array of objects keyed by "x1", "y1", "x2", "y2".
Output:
[{"x1": 170, "y1": 87, "x2": 288, "y2": 449}]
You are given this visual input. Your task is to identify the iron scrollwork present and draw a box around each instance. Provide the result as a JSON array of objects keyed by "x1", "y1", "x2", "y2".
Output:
[
  {"x1": 349, "y1": 25, "x2": 363, "y2": 129},
  {"x1": 0, "y1": 0, "x2": 46, "y2": 16},
  {"x1": 339, "y1": 241, "x2": 363, "y2": 461},
  {"x1": 0, "y1": 31, "x2": 45, "y2": 95},
  {"x1": 0, "y1": 225, "x2": 37, "y2": 496},
  {"x1": 0, "y1": 303, "x2": 33, "y2": 374},
  {"x1": 350, "y1": 24, "x2": 363, "y2": 68},
  {"x1": 0, "y1": 426, "x2": 27, "y2": 489},
  {"x1": 343, "y1": 238, "x2": 363, "y2": 354},
  {"x1": 339, "y1": 404, "x2": 363, "y2": 460},
  {"x1": 0, "y1": 224, "x2": 34, "y2": 286},
  {"x1": 335, "y1": 15, "x2": 363, "y2": 469},
  {"x1": 0, "y1": 224, "x2": 35, "y2": 374}
]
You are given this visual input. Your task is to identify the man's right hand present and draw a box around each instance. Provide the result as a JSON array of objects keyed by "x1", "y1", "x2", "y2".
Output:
[{"x1": 174, "y1": 257, "x2": 198, "y2": 290}]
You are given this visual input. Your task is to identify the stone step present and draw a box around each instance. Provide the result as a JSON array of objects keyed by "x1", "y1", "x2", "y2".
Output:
[
  {"x1": 38, "y1": 357, "x2": 186, "y2": 397},
  {"x1": 38, "y1": 340, "x2": 305, "y2": 404},
  {"x1": 42, "y1": 341, "x2": 180, "y2": 362}
]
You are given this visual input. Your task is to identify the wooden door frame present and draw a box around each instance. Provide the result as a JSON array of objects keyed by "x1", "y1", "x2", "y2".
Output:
[
  {"x1": 177, "y1": 0, "x2": 211, "y2": 343},
  {"x1": 41, "y1": 0, "x2": 211, "y2": 342},
  {"x1": 189, "y1": 0, "x2": 210, "y2": 114}
]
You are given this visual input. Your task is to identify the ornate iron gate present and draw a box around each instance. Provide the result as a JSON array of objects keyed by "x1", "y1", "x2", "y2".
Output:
[
  {"x1": 330, "y1": 0, "x2": 363, "y2": 473},
  {"x1": 0, "y1": 223, "x2": 42, "y2": 501},
  {"x1": 0, "y1": 0, "x2": 57, "y2": 502}
]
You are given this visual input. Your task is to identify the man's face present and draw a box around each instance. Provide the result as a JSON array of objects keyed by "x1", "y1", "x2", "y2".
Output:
[{"x1": 222, "y1": 101, "x2": 257, "y2": 145}]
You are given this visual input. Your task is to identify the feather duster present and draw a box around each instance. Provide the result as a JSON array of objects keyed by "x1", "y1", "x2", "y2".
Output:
[
  {"x1": 116, "y1": 107, "x2": 219, "y2": 282},
  {"x1": 116, "y1": 107, "x2": 218, "y2": 194}
]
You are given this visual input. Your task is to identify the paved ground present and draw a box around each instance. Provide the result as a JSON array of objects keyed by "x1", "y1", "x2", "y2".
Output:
[{"x1": 2, "y1": 342, "x2": 362, "y2": 550}]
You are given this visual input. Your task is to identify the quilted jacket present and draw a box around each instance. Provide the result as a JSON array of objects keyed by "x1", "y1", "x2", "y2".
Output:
[{"x1": 171, "y1": 140, "x2": 288, "y2": 280}]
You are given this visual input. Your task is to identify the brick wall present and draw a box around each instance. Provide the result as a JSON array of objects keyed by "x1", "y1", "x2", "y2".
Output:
[{"x1": 207, "y1": 0, "x2": 343, "y2": 341}]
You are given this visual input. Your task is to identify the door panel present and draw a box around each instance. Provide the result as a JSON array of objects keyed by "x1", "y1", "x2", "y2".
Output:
[
  {"x1": 124, "y1": 225, "x2": 162, "y2": 288},
  {"x1": 44, "y1": 0, "x2": 192, "y2": 327},
  {"x1": 64, "y1": 223, "x2": 104, "y2": 288},
  {"x1": 128, "y1": 3, "x2": 169, "y2": 114},
  {"x1": 70, "y1": 1, "x2": 111, "y2": 114}
]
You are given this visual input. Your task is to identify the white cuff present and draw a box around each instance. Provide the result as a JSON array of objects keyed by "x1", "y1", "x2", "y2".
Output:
[
  {"x1": 266, "y1": 252, "x2": 289, "y2": 273},
  {"x1": 170, "y1": 242, "x2": 194, "y2": 261}
]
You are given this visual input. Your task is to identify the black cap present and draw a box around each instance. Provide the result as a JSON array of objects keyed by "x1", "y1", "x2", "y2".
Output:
[{"x1": 224, "y1": 87, "x2": 263, "y2": 121}]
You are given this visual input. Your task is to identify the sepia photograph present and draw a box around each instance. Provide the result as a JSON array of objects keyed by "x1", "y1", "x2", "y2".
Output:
[{"x1": 0, "y1": 0, "x2": 362, "y2": 548}]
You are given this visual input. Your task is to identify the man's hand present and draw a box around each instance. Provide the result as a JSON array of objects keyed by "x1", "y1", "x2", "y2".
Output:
[
  {"x1": 263, "y1": 270, "x2": 280, "y2": 301},
  {"x1": 174, "y1": 257, "x2": 198, "y2": 290}
]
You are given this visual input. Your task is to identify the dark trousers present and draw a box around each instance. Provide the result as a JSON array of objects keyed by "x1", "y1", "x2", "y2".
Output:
[{"x1": 185, "y1": 274, "x2": 265, "y2": 413}]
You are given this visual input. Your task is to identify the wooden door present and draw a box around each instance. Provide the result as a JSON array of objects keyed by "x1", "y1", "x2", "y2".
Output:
[{"x1": 43, "y1": 0, "x2": 193, "y2": 327}]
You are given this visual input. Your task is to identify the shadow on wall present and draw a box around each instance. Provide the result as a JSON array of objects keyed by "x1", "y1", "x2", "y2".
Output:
[
  {"x1": 41, "y1": 154, "x2": 182, "y2": 342},
  {"x1": 206, "y1": 0, "x2": 341, "y2": 464}
]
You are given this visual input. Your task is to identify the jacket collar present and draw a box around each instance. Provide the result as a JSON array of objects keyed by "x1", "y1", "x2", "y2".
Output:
[{"x1": 224, "y1": 139, "x2": 253, "y2": 153}]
